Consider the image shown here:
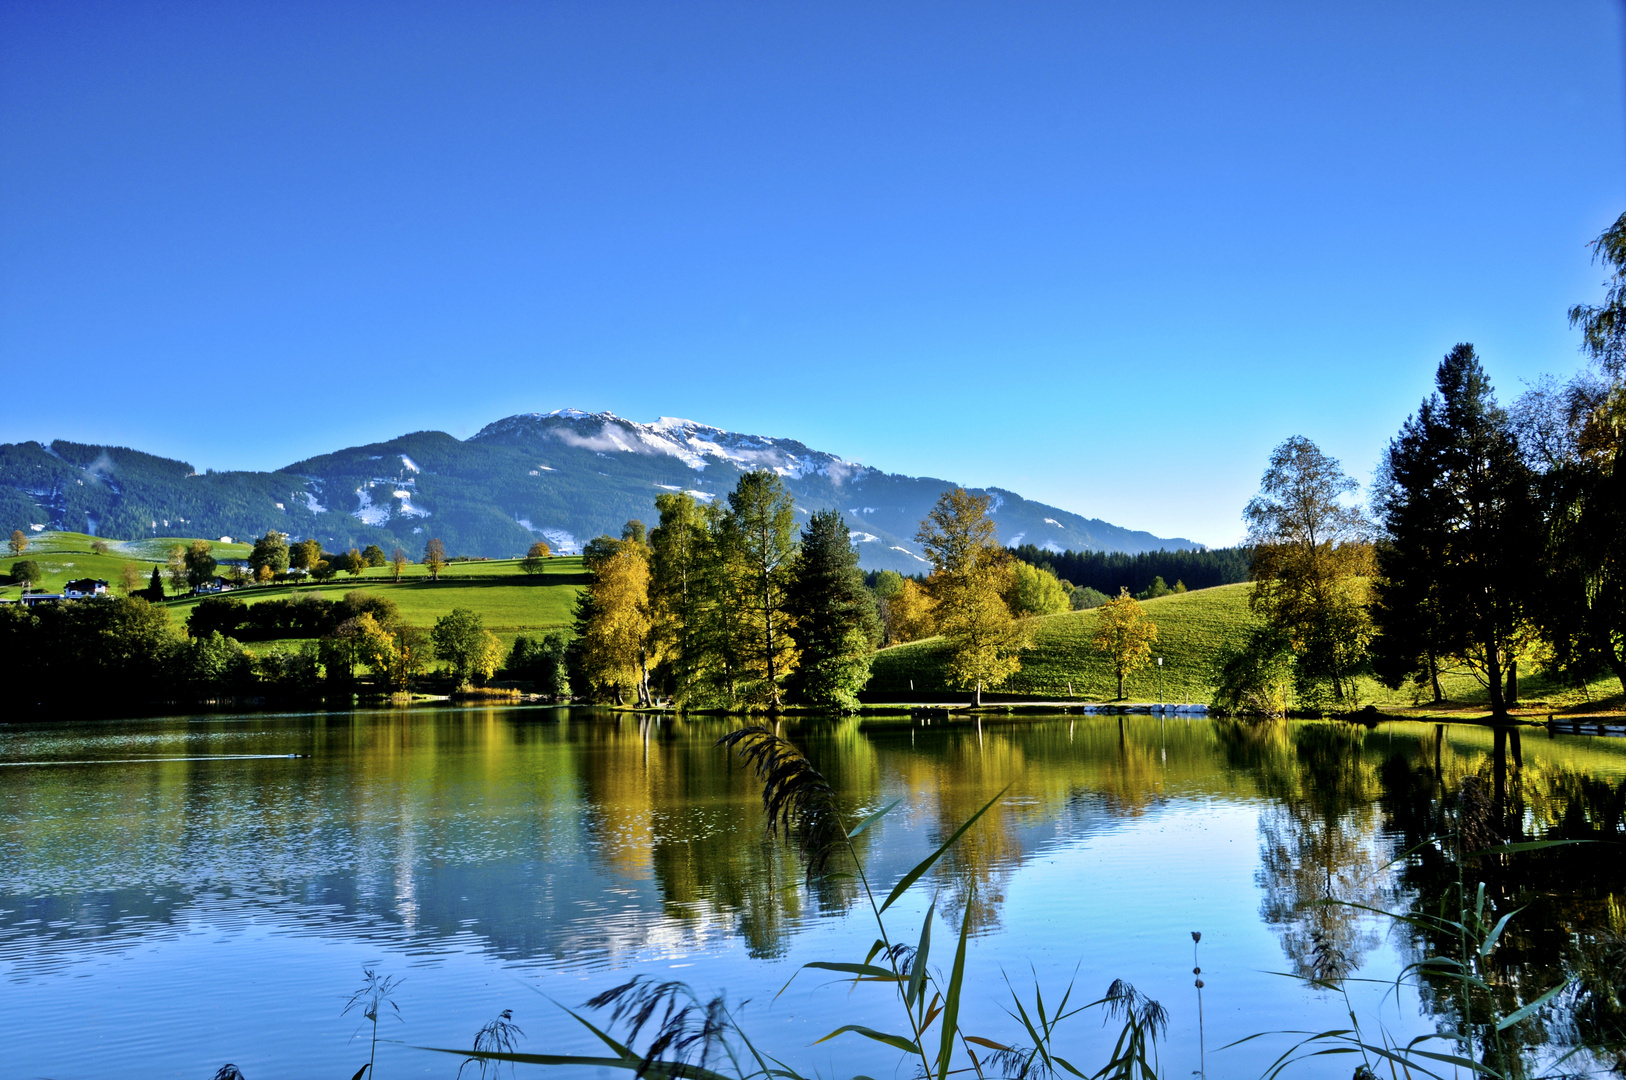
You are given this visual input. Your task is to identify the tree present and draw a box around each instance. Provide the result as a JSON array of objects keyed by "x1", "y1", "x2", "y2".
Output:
[
  {"x1": 183, "y1": 540, "x2": 217, "y2": 590},
  {"x1": 90, "y1": 540, "x2": 109, "y2": 555},
  {"x1": 432, "y1": 607, "x2": 502, "y2": 686},
  {"x1": 885, "y1": 578, "x2": 937, "y2": 644},
  {"x1": 520, "y1": 540, "x2": 551, "y2": 576},
  {"x1": 290, "y1": 537, "x2": 322, "y2": 572},
  {"x1": 648, "y1": 493, "x2": 710, "y2": 703},
  {"x1": 1009, "y1": 560, "x2": 1071, "y2": 616},
  {"x1": 9, "y1": 559, "x2": 42, "y2": 591},
  {"x1": 390, "y1": 547, "x2": 408, "y2": 582},
  {"x1": 1244, "y1": 436, "x2": 1374, "y2": 706},
  {"x1": 256, "y1": 564, "x2": 275, "y2": 584},
  {"x1": 508, "y1": 631, "x2": 571, "y2": 698},
  {"x1": 361, "y1": 544, "x2": 386, "y2": 568},
  {"x1": 581, "y1": 538, "x2": 656, "y2": 705},
  {"x1": 250, "y1": 531, "x2": 290, "y2": 577},
  {"x1": 166, "y1": 545, "x2": 189, "y2": 595},
  {"x1": 1532, "y1": 212, "x2": 1626, "y2": 694},
  {"x1": 723, "y1": 471, "x2": 799, "y2": 708},
  {"x1": 8, "y1": 529, "x2": 25, "y2": 556},
  {"x1": 1372, "y1": 345, "x2": 1538, "y2": 719},
  {"x1": 423, "y1": 538, "x2": 447, "y2": 581},
  {"x1": 147, "y1": 565, "x2": 165, "y2": 601},
  {"x1": 787, "y1": 509, "x2": 881, "y2": 710},
  {"x1": 119, "y1": 562, "x2": 143, "y2": 597},
  {"x1": 345, "y1": 547, "x2": 366, "y2": 577},
  {"x1": 310, "y1": 559, "x2": 336, "y2": 583},
  {"x1": 917, "y1": 488, "x2": 1024, "y2": 704},
  {"x1": 1070, "y1": 586, "x2": 1109, "y2": 610},
  {"x1": 227, "y1": 562, "x2": 250, "y2": 588},
  {"x1": 1093, "y1": 588, "x2": 1158, "y2": 700}
]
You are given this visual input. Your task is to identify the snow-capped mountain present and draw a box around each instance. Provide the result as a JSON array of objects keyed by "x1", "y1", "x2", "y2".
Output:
[{"x1": 0, "y1": 409, "x2": 1198, "y2": 572}]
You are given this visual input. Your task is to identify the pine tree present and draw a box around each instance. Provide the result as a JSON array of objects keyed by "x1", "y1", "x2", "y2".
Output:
[
  {"x1": 649, "y1": 493, "x2": 710, "y2": 704},
  {"x1": 787, "y1": 509, "x2": 880, "y2": 711},
  {"x1": 1373, "y1": 344, "x2": 1538, "y2": 719},
  {"x1": 147, "y1": 565, "x2": 164, "y2": 600},
  {"x1": 723, "y1": 471, "x2": 799, "y2": 709}
]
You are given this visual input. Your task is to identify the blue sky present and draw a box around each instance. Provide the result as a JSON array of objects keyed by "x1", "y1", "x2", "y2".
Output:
[{"x1": 2, "y1": 2, "x2": 1622, "y2": 547}]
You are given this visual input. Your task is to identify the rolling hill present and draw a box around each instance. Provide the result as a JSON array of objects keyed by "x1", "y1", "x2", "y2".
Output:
[{"x1": 0, "y1": 410, "x2": 1198, "y2": 573}]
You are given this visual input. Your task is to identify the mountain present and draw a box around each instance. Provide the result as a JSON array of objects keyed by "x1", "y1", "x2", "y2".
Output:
[{"x1": 0, "y1": 410, "x2": 1199, "y2": 572}]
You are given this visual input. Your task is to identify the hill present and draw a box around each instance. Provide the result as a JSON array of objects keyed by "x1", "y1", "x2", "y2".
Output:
[
  {"x1": 0, "y1": 410, "x2": 1199, "y2": 573},
  {"x1": 868, "y1": 583, "x2": 1619, "y2": 710}
]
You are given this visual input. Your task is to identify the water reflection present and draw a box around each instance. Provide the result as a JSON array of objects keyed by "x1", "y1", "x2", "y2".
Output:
[{"x1": 5, "y1": 709, "x2": 1626, "y2": 1075}]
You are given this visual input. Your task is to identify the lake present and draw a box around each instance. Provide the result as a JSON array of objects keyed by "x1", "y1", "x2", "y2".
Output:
[{"x1": 3, "y1": 707, "x2": 1624, "y2": 1079}]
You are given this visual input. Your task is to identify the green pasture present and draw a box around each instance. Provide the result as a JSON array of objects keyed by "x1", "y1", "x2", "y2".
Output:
[
  {"x1": 161, "y1": 572, "x2": 587, "y2": 645},
  {"x1": 3, "y1": 532, "x2": 160, "y2": 598},
  {"x1": 869, "y1": 582, "x2": 1620, "y2": 711}
]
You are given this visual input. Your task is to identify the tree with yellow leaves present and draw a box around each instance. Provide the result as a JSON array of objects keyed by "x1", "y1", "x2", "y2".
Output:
[
  {"x1": 581, "y1": 531, "x2": 658, "y2": 705},
  {"x1": 1093, "y1": 588, "x2": 1158, "y2": 700},
  {"x1": 917, "y1": 488, "x2": 1024, "y2": 705}
]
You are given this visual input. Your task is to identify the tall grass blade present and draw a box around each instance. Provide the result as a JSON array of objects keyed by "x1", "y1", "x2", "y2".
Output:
[
  {"x1": 1494, "y1": 978, "x2": 1571, "y2": 1031},
  {"x1": 880, "y1": 787, "x2": 1008, "y2": 913},
  {"x1": 1478, "y1": 907, "x2": 1523, "y2": 958},
  {"x1": 846, "y1": 799, "x2": 900, "y2": 840},
  {"x1": 934, "y1": 894, "x2": 974, "y2": 1080},
  {"x1": 812, "y1": 1025, "x2": 920, "y2": 1055},
  {"x1": 907, "y1": 900, "x2": 935, "y2": 1009}
]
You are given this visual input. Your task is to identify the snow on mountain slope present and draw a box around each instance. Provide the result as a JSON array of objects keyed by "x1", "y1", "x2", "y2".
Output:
[{"x1": 0, "y1": 409, "x2": 1200, "y2": 573}]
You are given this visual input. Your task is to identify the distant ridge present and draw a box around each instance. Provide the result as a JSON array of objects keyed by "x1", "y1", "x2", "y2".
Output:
[{"x1": 0, "y1": 409, "x2": 1199, "y2": 573}]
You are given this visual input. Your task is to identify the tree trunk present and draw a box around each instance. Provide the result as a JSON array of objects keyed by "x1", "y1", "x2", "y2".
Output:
[
  {"x1": 1505, "y1": 657, "x2": 1518, "y2": 708},
  {"x1": 1485, "y1": 640, "x2": 1507, "y2": 721},
  {"x1": 1428, "y1": 651, "x2": 1444, "y2": 703},
  {"x1": 1116, "y1": 671, "x2": 1125, "y2": 700},
  {"x1": 974, "y1": 681, "x2": 982, "y2": 707},
  {"x1": 613, "y1": 684, "x2": 624, "y2": 706}
]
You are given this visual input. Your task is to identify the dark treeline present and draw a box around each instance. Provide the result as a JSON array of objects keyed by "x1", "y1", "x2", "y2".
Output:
[
  {"x1": 186, "y1": 594, "x2": 383, "y2": 641},
  {"x1": 1008, "y1": 544, "x2": 1252, "y2": 596}
]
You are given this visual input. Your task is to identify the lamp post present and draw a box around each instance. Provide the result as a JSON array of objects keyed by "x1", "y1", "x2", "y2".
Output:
[{"x1": 1156, "y1": 656, "x2": 1164, "y2": 710}]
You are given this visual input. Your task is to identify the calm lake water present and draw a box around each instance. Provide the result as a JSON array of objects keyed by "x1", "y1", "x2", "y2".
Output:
[{"x1": 3, "y1": 708, "x2": 1624, "y2": 1079}]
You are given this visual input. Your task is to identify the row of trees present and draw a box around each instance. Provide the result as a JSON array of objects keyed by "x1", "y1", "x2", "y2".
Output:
[
  {"x1": 1228, "y1": 214, "x2": 1626, "y2": 716},
  {"x1": 571, "y1": 478, "x2": 1175, "y2": 709},
  {"x1": 0, "y1": 590, "x2": 508, "y2": 708},
  {"x1": 572, "y1": 477, "x2": 1054, "y2": 710}
]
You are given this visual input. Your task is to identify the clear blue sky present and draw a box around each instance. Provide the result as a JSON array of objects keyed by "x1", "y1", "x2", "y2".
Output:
[{"x1": 2, "y1": 2, "x2": 1622, "y2": 547}]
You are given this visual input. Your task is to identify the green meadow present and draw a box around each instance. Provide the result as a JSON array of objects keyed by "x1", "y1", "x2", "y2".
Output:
[
  {"x1": 869, "y1": 582, "x2": 1618, "y2": 712},
  {"x1": 6, "y1": 532, "x2": 588, "y2": 649}
]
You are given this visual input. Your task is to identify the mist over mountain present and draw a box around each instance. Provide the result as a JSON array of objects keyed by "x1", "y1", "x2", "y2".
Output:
[{"x1": 0, "y1": 410, "x2": 1198, "y2": 572}]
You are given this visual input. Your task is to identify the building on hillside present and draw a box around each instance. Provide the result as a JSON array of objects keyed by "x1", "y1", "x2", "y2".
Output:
[
  {"x1": 20, "y1": 593, "x2": 65, "y2": 606},
  {"x1": 64, "y1": 578, "x2": 110, "y2": 599},
  {"x1": 195, "y1": 577, "x2": 227, "y2": 594}
]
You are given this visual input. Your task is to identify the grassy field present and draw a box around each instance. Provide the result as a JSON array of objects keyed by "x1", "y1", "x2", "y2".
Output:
[
  {"x1": 869, "y1": 582, "x2": 1621, "y2": 713},
  {"x1": 5, "y1": 533, "x2": 588, "y2": 647}
]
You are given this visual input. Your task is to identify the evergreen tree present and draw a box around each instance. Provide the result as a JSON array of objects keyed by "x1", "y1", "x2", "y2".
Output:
[
  {"x1": 722, "y1": 471, "x2": 799, "y2": 709},
  {"x1": 147, "y1": 564, "x2": 165, "y2": 601},
  {"x1": 648, "y1": 493, "x2": 710, "y2": 704},
  {"x1": 1372, "y1": 345, "x2": 1538, "y2": 719},
  {"x1": 787, "y1": 509, "x2": 881, "y2": 711}
]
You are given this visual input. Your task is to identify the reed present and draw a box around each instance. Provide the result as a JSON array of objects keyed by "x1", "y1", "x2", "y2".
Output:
[{"x1": 344, "y1": 967, "x2": 403, "y2": 1080}]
